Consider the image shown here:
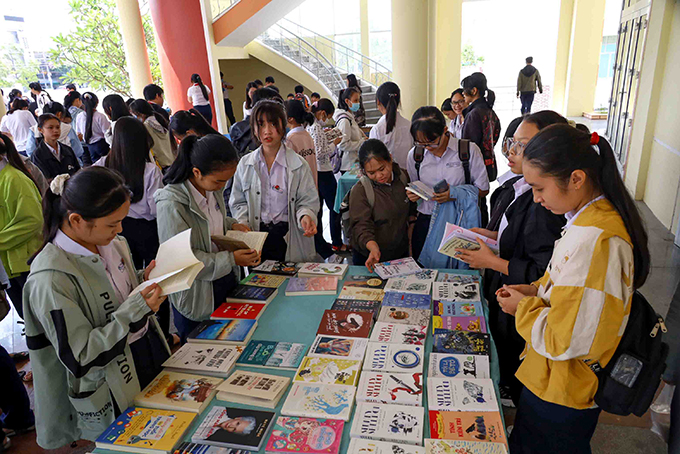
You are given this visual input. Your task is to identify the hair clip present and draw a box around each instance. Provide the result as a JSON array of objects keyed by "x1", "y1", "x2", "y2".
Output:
[
  {"x1": 590, "y1": 132, "x2": 599, "y2": 145},
  {"x1": 50, "y1": 174, "x2": 70, "y2": 195}
]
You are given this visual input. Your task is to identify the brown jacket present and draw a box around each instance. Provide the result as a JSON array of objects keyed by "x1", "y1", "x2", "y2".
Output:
[{"x1": 349, "y1": 163, "x2": 414, "y2": 260}]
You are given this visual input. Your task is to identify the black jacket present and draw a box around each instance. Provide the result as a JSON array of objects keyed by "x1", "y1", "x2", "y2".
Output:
[
  {"x1": 461, "y1": 98, "x2": 501, "y2": 181},
  {"x1": 31, "y1": 141, "x2": 81, "y2": 180},
  {"x1": 229, "y1": 117, "x2": 258, "y2": 158}
]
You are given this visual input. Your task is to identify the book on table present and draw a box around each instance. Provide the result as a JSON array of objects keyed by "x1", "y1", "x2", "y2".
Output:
[
  {"x1": 432, "y1": 315, "x2": 487, "y2": 334},
  {"x1": 173, "y1": 441, "x2": 250, "y2": 453},
  {"x1": 436, "y1": 272, "x2": 480, "y2": 284},
  {"x1": 297, "y1": 262, "x2": 348, "y2": 278},
  {"x1": 285, "y1": 277, "x2": 339, "y2": 296},
  {"x1": 433, "y1": 281, "x2": 482, "y2": 303},
  {"x1": 433, "y1": 300, "x2": 484, "y2": 317},
  {"x1": 370, "y1": 322, "x2": 428, "y2": 346},
  {"x1": 162, "y1": 343, "x2": 241, "y2": 378},
  {"x1": 241, "y1": 273, "x2": 287, "y2": 289},
  {"x1": 281, "y1": 383, "x2": 356, "y2": 421},
  {"x1": 316, "y1": 310, "x2": 374, "y2": 338},
  {"x1": 191, "y1": 406, "x2": 275, "y2": 451},
  {"x1": 350, "y1": 402, "x2": 425, "y2": 446},
  {"x1": 347, "y1": 439, "x2": 426, "y2": 454},
  {"x1": 383, "y1": 277, "x2": 432, "y2": 295},
  {"x1": 226, "y1": 284, "x2": 278, "y2": 304},
  {"x1": 236, "y1": 340, "x2": 307, "y2": 370},
  {"x1": 427, "y1": 377, "x2": 499, "y2": 412},
  {"x1": 210, "y1": 302, "x2": 266, "y2": 321},
  {"x1": 337, "y1": 286, "x2": 385, "y2": 302},
  {"x1": 377, "y1": 306, "x2": 431, "y2": 327},
  {"x1": 134, "y1": 371, "x2": 223, "y2": 414},
  {"x1": 364, "y1": 342, "x2": 424, "y2": 374},
  {"x1": 187, "y1": 319, "x2": 257, "y2": 346},
  {"x1": 381, "y1": 292, "x2": 431, "y2": 310},
  {"x1": 294, "y1": 356, "x2": 361, "y2": 386},
  {"x1": 426, "y1": 439, "x2": 508, "y2": 453},
  {"x1": 343, "y1": 274, "x2": 386, "y2": 289},
  {"x1": 373, "y1": 257, "x2": 422, "y2": 279},
  {"x1": 432, "y1": 330, "x2": 491, "y2": 356},
  {"x1": 131, "y1": 228, "x2": 204, "y2": 297},
  {"x1": 308, "y1": 334, "x2": 369, "y2": 361},
  {"x1": 428, "y1": 353, "x2": 490, "y2": 379},
  {"x1": 211, "y1": 231, "x2": 268, "y2": 253},
  {"x1": 95, "y1": 407, "x2": 196, "y2": 454},
  {"x1": 265, "y1": 416, "x2": 344, "y2": 454},
  {"x1": 216, "y1": 369, "x2": 291, "y2": 409},
  {"x1": 406, "y1": 180, "x2": 435, "y2": 200},
  {"x1": 437, "y1": 222, "x2": 499, "y2": 258},
  {"x1": 428, "y1": 411, "x2": 507, "y2": 445},
  {"x1": 252, "y1": 260, "x2": 300, "y2": 276},
  {"x1": 356, "y1": 371, "x2": 423, "y2": 407},
  {"x1": 330, "y1": 298, "x2": 382, "y2": 320}
]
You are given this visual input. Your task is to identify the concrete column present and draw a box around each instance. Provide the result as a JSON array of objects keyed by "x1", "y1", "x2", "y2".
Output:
[
  {"x1": 432, "y1": 0, "x2": 462, "y2": 107},
  {"x1": 360, "y1": 0, "x2": 371, "y2": 83},
  {"x1": 552, "y1": 0, "x2": 574, "y2": 114},
  {"x1": 199, "y1": 0, "x2": 228, "y2": 133},
  {"x1": 115, "y1": 0, "x2": 153, "y2": 98},
  {"x1": 391, "y1": 0, "x2": 428, "y2": 118}
]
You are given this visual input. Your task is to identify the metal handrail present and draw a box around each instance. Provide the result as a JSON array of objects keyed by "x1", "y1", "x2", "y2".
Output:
[{"x1": 210, "y1": 0, "x2": 240, "y2": 22}]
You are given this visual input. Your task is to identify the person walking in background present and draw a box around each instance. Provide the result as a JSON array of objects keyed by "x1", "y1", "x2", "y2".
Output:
[
  {"x1": 346, "y1": 74, "x2": 366, "y2": 126},
  {"x1": 517, "y1": 56, "x2": 543, "y2": 115},
  {"x1": 187, "y1": 73, "x2": 213, "y2": 124},
  {"x1": 76, "y1": 92, "x2": 111, "y2": 163},
  {"x1": 220, "y1": 72, "x2": 236, "y2": 126},
  {"x1": 294, "y1": 85, "x2": 311, "y2": 110},
  {"x1": 144, "y1": 83, "x2": 171, "y2": 123}
]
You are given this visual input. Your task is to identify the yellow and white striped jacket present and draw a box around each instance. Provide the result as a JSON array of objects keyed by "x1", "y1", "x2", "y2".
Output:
[{"x1": 515, "y1": 198, "x2": 634, "y2": 409}]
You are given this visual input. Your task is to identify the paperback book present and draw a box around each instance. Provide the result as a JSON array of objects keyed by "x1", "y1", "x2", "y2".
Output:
[
  {"x1": 374, "y1": 258, "x2": 422, "y2": 279},
  {"x1": 297, "y1": 263, "x2": 348, "y2": 278},
  {"x1": 191, "y1": 406, "x2": 275, "y2": 451},
  {"x1": 216, "y1": 370, "x2": 290, "y2": 409},
  {"x1": 428, "y1": 411, "x2": 507, "y2": 445},
  {"x1": 433, "y1": 301, "x2": 484, "y2": 317},
  {"x1": 211, "y1": 231, "x2": 268, "y2": 254},
  {"x1": 347, "y1": 439, "x2": 426, "y2": 454},
  {"x1": 210, "y1": 302, "x2": 266, "y2": 321},
  {"x1": 285, "y1": 277, "x2": 339, "y2": 296},
  {"x1": 383, "y1": 277, "x2": 432, "y2": 295},
  {"x1": 437, "y1": 223, "x2": 499, "y2": 259},
  {"x1": 431, "y1": 315, "x2": 487, "y2": 334},
  {"x1": 377, "y1": 306, "x2": 430, "y2": 327},
  {"x1": 253, "y1": 260, "x2": 300, "y2": 276},
  {"x1": 433, "y1": 282, "x2": 481, "y2": 303},
  {"x1": 428, "y1": 353, "x2": 490, "y2": 379},
  {"x1": 281, "y1": 383, "x2": 356, "y2": 421},
  {"x1": 412, "y1": 269, "x2": 438, "y2": 281},
  {"x1": 134, "y1": 371, "x2": 222, "y2": 414},
  {"x1": 432, "y1": 330, "x2": 491, "y2": 356},
  {"x1": 187, "y1": 320, "x2": 257, "y2": 346},
  {"x1": 406, "y1": 180, "x2": 435, "y2": 200},
  {"x1": 356, "y1": 371, "x2": 423, "y2": 406},
  {"x1": 350, "y1": 402, "x2": 424, "y2": 446},
  {"x1": 241, "y1": 273, "x2": 287, "y2": 289},
  {"x1": 338, "y1": 286, "x2": 385, "y2": 302},
  {"x1": 381, "y1": 292, "x2": 431, "y2": 310},
  {"x1": 370, "y1": 322, "x2": 428, "y2": 345},
  {"x1": 316, "y1": 310, "x2": 373, "y2": 338},
  {"x1": 163, "y1": 343, "x2": 241, "y2": 377},
  {"x1": 426, "y1": 439, "x2": 508, "y2": 454},
  {"x1": 436, "y1": 273, "x2": 480, "y2": 284},
  {"x1": 331, "y1": 298, "x2": 382, "y2": 320},
  {"x1": 294, "y1": 357, "x2": 361, "y2": 386},
  {"x1": 236, "y1": 340, "x2": 307, "y2": 370},
  {"x1": 343, "y1": 275, "x2": 386, "y2": 289},
  {"x1": 364, "y1": 342, "x2": 424, "y2": 373},
  {"x1": 308, "y1": 335, "x2": 369, "y2": 361},
  {"x1": 226, "y1": 285, "x2": 278, "y2": 304},
  {"x1": 265, "y1": 416, "x2": 344, "y2": 454},
  {"x1": 173, "y1": 442, "x2": 251, "y2": 453},
  {"x1": 427, "y1": 377, "x2": 499, "y2": 412}
]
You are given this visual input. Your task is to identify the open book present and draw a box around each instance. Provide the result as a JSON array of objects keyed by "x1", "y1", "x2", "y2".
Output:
[
  {"x1": 406, "y1": 181, "x2": 435, "y2": 200},
  {"x1": 211, "y1": 231, "x2": 268, "y2": 254},
  {"x1": 131, "y1": 228, "x2": 205, "y2": 296},
  {"x1": 437, "y1": 222, "x2": 499, "y2": 259}
]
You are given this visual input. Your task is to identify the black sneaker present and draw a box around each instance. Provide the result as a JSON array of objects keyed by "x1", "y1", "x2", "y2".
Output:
[{"x1": 500, "y1": 385, "x2": 516, "y2": 408}]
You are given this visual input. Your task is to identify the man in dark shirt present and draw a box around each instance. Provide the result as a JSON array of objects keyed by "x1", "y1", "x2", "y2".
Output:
[{"x1": 143, "y1": 83, "x2": 171, "y2": 123}]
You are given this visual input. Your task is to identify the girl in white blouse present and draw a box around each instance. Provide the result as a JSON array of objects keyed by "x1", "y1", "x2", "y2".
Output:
[
  {"x1": 369, "y1": 81, "x2": 413, "y2": 169},
  {"x1": 76, "y1": 92, "x2": 111, "y2": 163},
  {"x1": 187, "y1": 73, "x2": 213, "y2": 125}
]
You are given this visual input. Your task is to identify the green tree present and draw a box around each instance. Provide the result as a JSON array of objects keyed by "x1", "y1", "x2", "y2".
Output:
[
  {"x1": 50, "y1": 0, "x2": 161, "y2": 98},
  {"x1": 462, "y1": 44, "x2": 485, "y2": 67},
  {"x1": 0, "y1": 45, "x2": 40, "y2": 88}
]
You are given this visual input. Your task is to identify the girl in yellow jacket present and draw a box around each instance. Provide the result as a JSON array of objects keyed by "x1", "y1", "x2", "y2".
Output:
[{"x1": 497, "y1": 124, "x2": 650, "y2": 454}]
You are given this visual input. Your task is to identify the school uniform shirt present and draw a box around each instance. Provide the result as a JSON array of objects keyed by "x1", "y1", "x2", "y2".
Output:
[
  {"x1": 406, "y1": 140, "x2": 489, "y2": 215},
  {"x1": 307, "y1": 119, "x2": 335, "y2": 172},
  {"x1": 242, "y1": 102, "x2": 251, "y2": 119},
  {"x1": 515, "y1": 196, "x2": 634, "y2": 410},
  {"x1": 369, "y1": 112, "x2": 413, "y2": 169},
  {"x1": 187, "y1": 180, "x2": 225, "y2": 253},
  {"x1": 30, "y1": 141, "x2": 81, "y2": 180},
  {"x1": 257, "y1": 145, "x2": 289, "y2": 224},
  {"x1": 333, "y1": 108, "x2": 365, "y2": 172},
  {"x1": 0, "y1": 110, "x2": 37, "y2": 151},
  {"x1": 75, "y1": 110, "x2": 111, "y2": 144},
  {"x1": 187, "y1": 84, "x2": 211, "y2": 107},
  {"x1": 286, "y1": 126, "x2": 318, "y2": 187},
  {"x1": 34, "y1": 91, "x2": 51, "y2": 116},
  {"x1": 449, "y1": 115, "x2": 464, "y2": 139}
]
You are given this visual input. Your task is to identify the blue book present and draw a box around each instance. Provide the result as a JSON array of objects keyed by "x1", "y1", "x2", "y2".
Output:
[
  {"x1": 187, "y1": 319, "x2": 257, "y2": 345},
  {"x1": 381, "y1": 292, "x2": 431, "y2": 309},
  {"x1": 226, "y1": 284, "x2": 278, "y2": 304},
  {"x1": 433, "y1": 300, "x2": 484, "y2": 317},
  {"x1": 432, "y1": 329, "x2": 490, "y2": 356},
  {"x1": 236, "y1": 340, "x2": 307, "y2": 369}
]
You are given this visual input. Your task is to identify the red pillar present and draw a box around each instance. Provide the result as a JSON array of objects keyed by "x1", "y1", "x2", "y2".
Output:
[{"x1": 148, "y1": 0, "x2": 217, "y2": 127}]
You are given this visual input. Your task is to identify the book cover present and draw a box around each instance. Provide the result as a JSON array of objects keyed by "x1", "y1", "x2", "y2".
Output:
[
  {"x1": 236, "y1": 340, "x2": 307, "y2": 370},
  {"x1": 210, "y1": 302, "x2": 266, "y2": 321},
  {"x1": 241, "y1": 273, "x2": 287, "y2": 289},
  {"x1": 427, "y1": 378, "x2": 499, "y2": 412},
  {"x1": 134, "y1": 371, "x2": 222, "y2": 414},
  {"x1": 432, "y1": 316, "x2": 487, "y2": 334},
  {"x1": 428, "y1": 353, "x2": 490, "y2": 379},
  {"x1": 191, "y1": 406, "x2": 275, "y2": 451},
  {"x1": 433, "y1": 301, "x2": 483, "y2": 317},
  {"x1": 428, "y1": 412, "x2": 507, "y2": 445},
  {"x1": 218, "y1": 370, "x2": 290, "y2": 401},
  {"x1": 437, "y1": 223, "x2": 499, "y2": 258},
  {"x1": 425, "y1": 439, "x2": 508, "y2": 454},
  {"x1": 338, "y1": 287, "x2": 385, "y2": 302},
  {"x1": 163, "y1": 343, "x2": 241, "y2": 377},
  {"x1": 433, "y1": 282, "x2": 481, "y2": 303},
  {"x1": 226, "y1": 285, "x2": 278, "y2": 304},
  {"x1": 95, "y1": 407, "x2": 195, "y2": 453},
  {"x1": 253, "y1": 260, "x2": 300, "y2": 276},
  {"x1": 211, "y1": 231, "x2": 268, "y2": 254},
  {"x1": 174, "y1": 441, "x2": 250, "y2": 453},
  {"x1": 356, "y1": 371, "x2": 423, "y2": 406},
  {"x1": 406, "y1": 181, "x2": 435, "y2": 200},
  {"x1": 281, "y1": 383, "x2": 356, "y2": 421},
  {"x1": 265, "y1": 416, "x2": 344, "y2": 454},
  {"x1": 297, "y1": 263, "x2": 348, "y2": 278},
  {"x1": 369, "y1": 322, "x2": 428, "y2": 345},
  {"x1": 350, "y1": 403, "x2": 424, "y2": 446},
  {"x1": 316, "y1": 310, "x2": 373, "y2": 338},
  {"x1": 187, "y1": 320, "x2": 257, "y2": 345},
  {"x1": 330, "y1": 299, "x2": 382, "y2": 320},
  {"x1": 412, "y1": 269, "x2": 438, "y2": 281},
  {"x1": 374, "y1": 258, "x2": 422, "y2": 279},
  {"x1": 436, "y1": 273, "x2": 481, "y2": 284},
  {"x1": 294, "y1": 357, "x2": 361, "y2": 386},
  {"x1": 383, "y1": 278, "x2": 432, "y2": 295},
  {"x1": 381, "y1": 292, "x2": 431, "y2": 310},
  {"x1": 377, "y1": 307, "x2": 430, "y2": 327},
  {"x1": 308, "y1": 335, "x2": 369, "y2": 361},
  {"x1": 285, "y1": 277, "x2": 339, "y2": 296},
  {"x1": 343, "y1": 275, "x2": 386, "y2": 289},
  {"x1": 364, "y1": 343, "x2": 424, "y2": 373},
  {"x1": 347, "y1": 439, "x2": 426, "y2": 454},
  {"x1": 432, "y1": 330, "x2": 490, "y2": 356}
]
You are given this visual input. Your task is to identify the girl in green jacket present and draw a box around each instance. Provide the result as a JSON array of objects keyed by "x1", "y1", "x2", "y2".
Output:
[{"x1": 23, "y1": 167, "x2": 170, "y2": 449}]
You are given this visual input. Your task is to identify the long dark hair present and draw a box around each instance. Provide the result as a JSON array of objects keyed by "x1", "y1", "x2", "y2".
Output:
[
  {"x1": 191, "y1": 73, "x2": 209, "y2": 103},
  {"x1": 522, "y1": 110, "x2": 568, "y2": 129},
  {"x1": 82, "y1": 92, "x2": 99, "y2": 143},
  {"x1": 169, "y1": 109, "x2": 220, "y2": 141},
  {"x1": 102, "y1": 94, "x2": 131, "y2": 122},
  {"x1": 43, "y1": 101, "x2": 66, "y2": 118},
  {"x1": 346, "y1": 74, "x2": 362, "y2": 93},
  {"x1": 129, "y1": 98, "x2": 167, "y2": 128},
  {"x1": 35, "y1": 167, "x2": 131, "y2": 259},
  {"x1": 376, "y1": 82, "x2": 401, "y2": 134},
  {"x1": 163, "y1": 134, "x2": 238, "y2": 185},
  {"x1": 0, "y1": 133, "x2": 38, "y2": 188},
  {"x1": 250, "y1": 100, "x2": 287, "y2": 144},
  {"x1": 8, "y1": 98, "x2": 28, "y2": 114},
  {"x1": 284, "y1": 99, "x2": 314, "y2": 128},
  {"x1": 63, "y1": 91, "x2": 80, "y2": 110},
  {"x1": 523, "y1": 124, "x2": 650, "y2": 289},
  {"x1": 338, "y1": 87, "x2": 360, "y2": 111},
  {"x1": 106, "y1": 117, "x2": 154, "y2": 203},
  {"x1": 244, "y1": 81, "x2": 258, "y2": 110},
  {"x1": 410, "y1": 106, "x2": 447, "y2": 142},
  {"x1": 311, "y1": 98, "x2": 335, "y2": 117},
  {"x1": 461, "y1": 72, "x2": 496, "y2": 108}
]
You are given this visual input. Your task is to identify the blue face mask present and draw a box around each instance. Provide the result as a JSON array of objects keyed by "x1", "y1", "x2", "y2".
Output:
[
  {"x1": 285, "y1": 126, "x2": 291, "y2": 134},
  {"x1": 349, "y1": 102, "x2": 360, "y2": 113}
]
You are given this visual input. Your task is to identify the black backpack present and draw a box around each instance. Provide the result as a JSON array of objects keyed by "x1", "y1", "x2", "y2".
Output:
[
  {"x1": 413, "y1": 139, "x2": 472, "y2": 185},
  {"x1": 585, "y1": 291, "x2": 668, "y2": 416}
]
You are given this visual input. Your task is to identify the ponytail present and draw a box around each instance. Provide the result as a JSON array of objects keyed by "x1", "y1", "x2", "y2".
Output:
[
  {"x1": 284, "y1": 99, "x2": 315, "y2": 127},
  {"x1": 376, "y1": 82, "x2": 401, "y2": 134},
  {"x1": 523, "y1": 124, "x2": 650, "y2": 289},
  {"x1": 163, "y1": 134, "x2": 238, "y2": 185},
  {"x1": 82, "y1": 92, "x2": 99, "y2": 143},
  {"x1": 169, "y1": 109, "x2": 220, "y2": 142},
  {"x1": 8, "y1": 98, "x2": 28, "y2": 114},
  {"x1": 486, "y1": 89, "x2": 496, "y2": 109},
  {"x1": 191, "y1": 73, "x2": 209, "y2": 103},
  {"x1": 0, "y1": 133, "x2": 38, "y2": 189},
  {"x1": 461, "y1": 72, "x2": 496, "y2": 108},
  {"x1": 130, "y1": 98, "x2": 167, "y2": 128}
]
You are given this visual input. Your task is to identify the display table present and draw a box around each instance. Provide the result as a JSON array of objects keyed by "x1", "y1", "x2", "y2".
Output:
[
  {"x1": 333, "y1": 172, "x2": 360, "y2": 213},
  {"x1": 94, "y1": 266, "x2": 503, "y2": 453}
]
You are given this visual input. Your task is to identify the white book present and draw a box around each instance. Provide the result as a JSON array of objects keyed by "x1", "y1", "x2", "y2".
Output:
[
  {"x1": 364, "y1": 342, "x2": 424, "y2": 373},
  {"x1": 370, "y1": 322, "x2": 428, "y2": 346},
  {"x1": 350, "y1": 403, "x2": 424, "y2": 446},
  {"x1": 437, "y1": 222, "x2": 499, "y2": 257},
  {"x1": 427, "y1": 377, "x2": 499, "y2": 412},
  {"x1": 211, "y1": 231, "x2": 268, "y2": 254},
  {"x1": 162, "y1": 343, "x2": 241, "y2": 378},
  {"x1": 216, "y1": 369, "x2": 290, "y2": 409},
  {"x1": 281, "y1": 383, "x2": 356, "y2": 421},
  {"x1": 406, "y1": 181, "x2": 435, "y2": 200},
  {"x1": 297, "y1": 262, "x2": 348, "y2": 278},
  {"x1": 428, "y1": 353, "x2": 491, "y2": 379},
  {"x1": 131, "y1": 228, "x2": 204, "y2": 297},
  {"x1": 384, "y1": 277, "x2": 432, "y2": 295},
  {"x1": 424, "y1": 439, "x2": 508, "y2": 454},
  {"x1": 308, "y1": 334, "x2": 369, "y2": 361},
  {"x1": 432, "y1": 282, "x2": 481, "y2": 302},
  {"x1": 293, "y1": 356, "x2": 362, "y2": 386},
  {"x1": 356, "y1": 371, "x2": 423, "y2": 406},
  {"x1": 378, "y1": 306, "x2": 431, "y2": 326},
  {"x1": 348, "y1": 439, "x2": 426, "y2": 454},
  {"x1": 374, "y1": 258, "x2": 422, "y2": 279}
]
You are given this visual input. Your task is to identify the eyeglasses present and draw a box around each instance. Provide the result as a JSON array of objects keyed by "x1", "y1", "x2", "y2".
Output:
[
  {"x1": 414, "y1": 135, "x2": 443, "y2": 149},
  {"x1": 502, "y1": 137, "x2": 527, "y2": 157},
  {"x1": 451, "y1": 100, "x2": 466, "y2": 106}
]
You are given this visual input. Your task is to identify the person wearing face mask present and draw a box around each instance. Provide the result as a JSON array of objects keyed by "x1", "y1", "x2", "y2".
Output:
[
  {"x1": 449, "y1": 88, "x2": 469, "y2": 139},
  {"x1": 333, "y1": 87, "x2": 366, "y2": 173}
]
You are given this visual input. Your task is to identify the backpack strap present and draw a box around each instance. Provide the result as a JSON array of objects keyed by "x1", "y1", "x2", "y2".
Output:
[
  {"x1": 359, "y1": 176, "x2": 375, "y2": 209},
  {"x1": 458, "y1": 139, "x2": 471, "y2": 185},
  {"x1": 413, "y1": 146, "x2": 425, "y2": 181}
]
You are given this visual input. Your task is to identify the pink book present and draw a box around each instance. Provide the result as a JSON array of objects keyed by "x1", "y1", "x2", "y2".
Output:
[{"x1": 265, "y1": 416, "x2": 344, "y2": 453}]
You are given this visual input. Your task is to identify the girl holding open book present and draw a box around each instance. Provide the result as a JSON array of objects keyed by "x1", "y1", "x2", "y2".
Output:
[
  {"x1": 23, "y1": 167, "x2": 170, "y2": 449},
  {"x1": 156, "y1": 134, "x2": 259, "y2": 341}
]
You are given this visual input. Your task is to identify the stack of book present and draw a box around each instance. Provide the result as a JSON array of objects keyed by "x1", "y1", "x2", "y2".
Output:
[
  {"x1": 216, "y1": 369, "x2": 290, "y2": 408},
  {"x1": 162, "y1": 343, "x2": 242, "y2": 378}
]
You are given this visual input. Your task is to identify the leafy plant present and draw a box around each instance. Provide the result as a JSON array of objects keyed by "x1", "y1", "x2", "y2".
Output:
[
  {"x1": 462, "y1": 44, "x2": 485, "y2": 67},
  {"x1": 0, "y1": 45, "x2": 40, "y2": 88}
]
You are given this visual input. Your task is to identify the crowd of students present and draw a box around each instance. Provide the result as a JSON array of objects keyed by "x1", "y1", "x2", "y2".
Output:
[{"x1": 0, "y1": 70, "x2": 655, "y2": 454}]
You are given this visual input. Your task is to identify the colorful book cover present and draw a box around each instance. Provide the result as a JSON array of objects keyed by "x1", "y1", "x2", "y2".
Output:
[
  {"x1": 425, "y1": 438, "x2": 508, "y2": 454},
  {"x1": 95, "y1": 407, "x2": 195, "y2": 453},
  {"x1": 427, "y1": 378, "x2": 499, "y2": 412},
  {"x1": 347, "y1": 439, "x2": 426, "y2": 454},
  {"x1": 428, "y1": 412, "x2": 507, "y2": 445},
  {"x1": 191, "y1": 406, "x2": 275, "y2": 451},
  {"x1": 134, "y1": 372, "x2": 222, "y2": 413},
  {"x1": 210, "y1": 302, "x2": 266, "y2": 320},
  {"x1": 241, "y1": 273, "x2": 287, "y2": 288},
  {"x1": 350, "y1": 403, "x2": 424, "y2": 445},
  {"x1": 373, "y1": 257, "x2": 422, "y2": 279},
  {"x1": 432, "y1": 330, "x2": 490, "y2": 356},
  {"x1": 369, "y1": 322, "x2": 428, "y2": 345},
  {"x1": 338, "y1": 287, "x2": 385, "y2": 302},
  {"x1": 356, "y1": 371, "x2": 423, "y2": 406},
  {"x1": 265, "y1": 416, "x2": 344, "y2": 454},
  {"x1": 298, "y1": 263, "x2": 348, "y2": 278},
  {"x1": 364, "y1": 342, "x2": 424, "y2": 373},
  {"x1": 433, "y1": 301, "x2": 484, "y2": 317},
  {"x1": 236, "y1": 340, "x2": 307, "y2": 369},
  {"x1": 218, "y1": 369, "x2": 290, "y2": 401},
  {"x1": 308, "y1": 335, "x2": 369, "y2": 361},
  {"x1": 294, "y1": 357, "x2": 361, "y2": 386},
  {"x1": 383, "y1": 277, "x2": 431, "y2": 295},
  {"x1": 381, "y1": 292, "x2": 431, "y2": 310},
  {"x1": 253, "y1": 260, "x2": 300, "y2": 276},
  {"x1": 377, "y1": 306, "x2": 430, "y2": 327},
  {"x1": 428, "y1": 353, "x2": 491, "y2": 379},
  {"x1": 226, "y1": 284, "x2": 278, "y2": 303},
  {"x1": 343, "y1": 275, "x2": 386, "y2": 289},
  {"x1": 433, "y1": 282, "x2": 481, "y2": 303},
  {"x1": 330, "y1": 298, "x2": 382, "y2": 320},
  {"x1": 412, "y1": 269, "x2": 438, "y2": 281},
  {"x1": 163, "y1": 343, "x2": 241, "y2": 376},
  {"x1": 316, "y1": 310, "x2": 373, "y2": 338},
  {"x1": 174, "y1": 441, "x2": 250, "y2": 453},
  {"x1": 436, "y1": 273, "x2": 481, "y2": 284},
  {"x1": 432, "y1": 316, "x2": 487, "y2": 334},
  {"x1": 285, "y1": 277, "x2": 339, "y2": 296},
  {"x1": 281, "y1": 383, "x2": 356, "y2": 421},
  {"x1": 187, "y1": 319, "x2": 257, "y2": 345}
]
